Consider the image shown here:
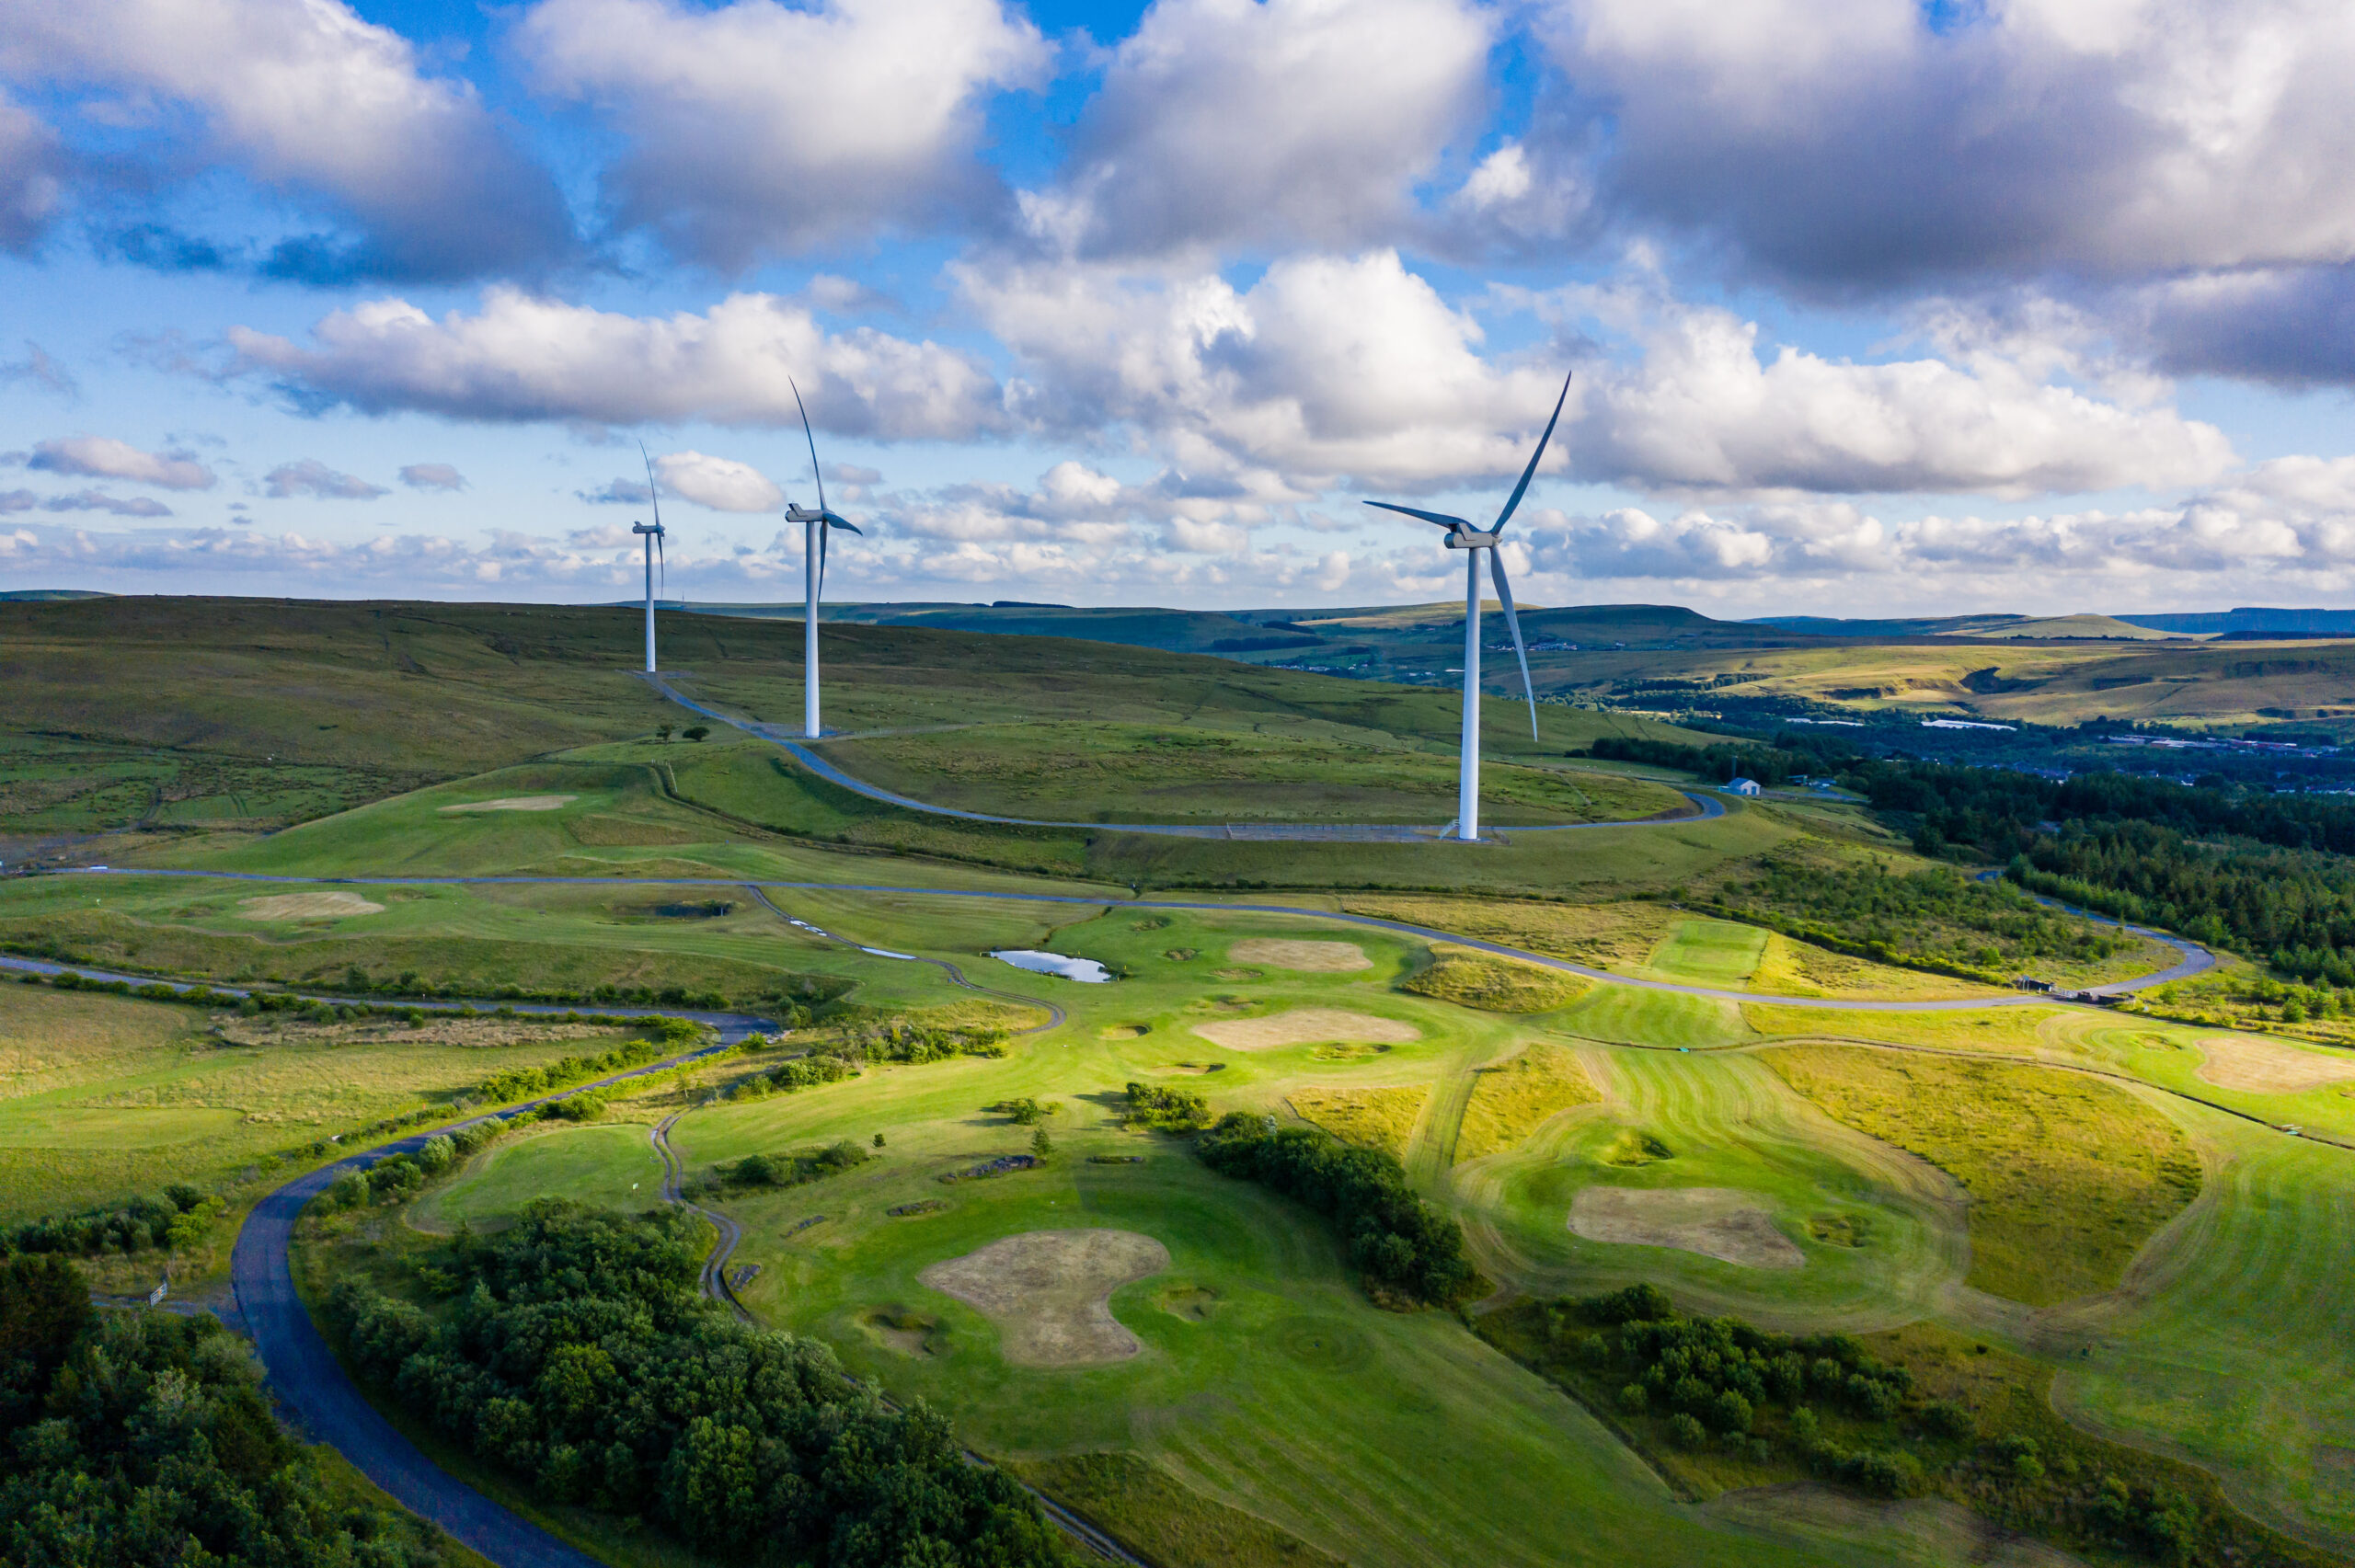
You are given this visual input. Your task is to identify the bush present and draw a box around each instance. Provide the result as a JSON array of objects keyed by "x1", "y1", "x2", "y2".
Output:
[
  {"x1": 1124, "y1": 1082, "x2": 1211, "y2": 1130},
  {"x1": 1922, "y1": 1399, "x2": 1975, "y2": 1438},
  {"x1": 1618, "y1": 1383, "x2": 1648, "y2": 1415},
  {"x1": 1668, "y1": 1413, "x2": 1707, "y2": 1450}
]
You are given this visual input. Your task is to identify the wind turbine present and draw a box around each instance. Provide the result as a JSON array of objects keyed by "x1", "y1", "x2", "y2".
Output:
[
  {"x1": 1364, "y1": 372, "x2": 1571, "y2": 842},
  {"x1": 787, "y1": 378, "x2": 861, "y2": 738},
  {"x1": 632, "y1": 441, "x2": 665, "y2": 675}
]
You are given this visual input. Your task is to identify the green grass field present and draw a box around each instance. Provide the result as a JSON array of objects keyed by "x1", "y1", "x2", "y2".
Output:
[{"x1": 12, "y1": 595, "x2": 2349, "y2": 1567}]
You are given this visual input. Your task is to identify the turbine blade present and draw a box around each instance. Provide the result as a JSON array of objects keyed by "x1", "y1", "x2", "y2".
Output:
[
  {"x1": 1364, "y1": 500, "x2": 1472, "y2": 530},
  {"x1": 657, "y1": 528, "x2": 664, "y2": 606},
  {"x1": 823, "y1": 511, "x2": 862, "y2": 535},
  {"x1": 1489, "y1": 549, "x2": 1538, "y2": 740},
  {"x1": 1491, "y1": 370, "x2": 1573, "y2": 532},
  {"x1": 790, "y1": 376, "x2": 826, "y2": 518},
  {"x1": 639, "y1": 440, "x2": 663, "y2": 531},
  {"x1": 816, "y1": 509, "x2": 827, "y2": 604}
]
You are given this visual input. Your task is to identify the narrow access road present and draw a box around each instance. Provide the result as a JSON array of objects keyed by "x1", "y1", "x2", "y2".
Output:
[
  {"x1": 643, "y1": 672, "x2": 1725, "y2": 841},
  {"x1": 1972, "y1": 870, "x2": 2219, "y2": 994},
  {"x1": 232, "y1": 1025, "x2": 766, "y2": 1568},
  {"x1": 53, "y1": 865, "x2": 2212, "y2": 1012}
]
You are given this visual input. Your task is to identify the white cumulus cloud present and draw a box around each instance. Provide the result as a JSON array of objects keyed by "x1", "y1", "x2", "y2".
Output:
[
  {"x1": 653, "y1": 451, "x2": 782, "y2": 513},
  {"x1": 29, "y1": 436, "x2": 215, "y2": 490},
  {"x1": 517, "y1": 0, "x2": 1047, "y2": 267}
]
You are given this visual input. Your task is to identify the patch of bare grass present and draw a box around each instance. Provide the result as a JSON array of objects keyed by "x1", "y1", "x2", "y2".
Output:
[
  {"x1": 919, "y1": 1229, "x2": 1168, "y2": 1367},
  {"x1": 1568, "y1": 1185, "x2": 1803, "y2": 1268},
  {"x1": 1228, "y1": 938, "x2": 1371, "y2": 972},
  {"x1": 1191, "y1": 1008, "x2": 1419, "y2": 1051}
]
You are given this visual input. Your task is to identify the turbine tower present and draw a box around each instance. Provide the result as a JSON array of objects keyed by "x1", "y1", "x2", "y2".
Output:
[
  {"x1": 631, "y1": 442, "x2": 665, "y2": 674},
  {"x1": 787, "y1": 379, "x2": 862, "y2": 738},
  {"x1": 1364, "y1": 372, "x2": 1572, "y2": 842}
]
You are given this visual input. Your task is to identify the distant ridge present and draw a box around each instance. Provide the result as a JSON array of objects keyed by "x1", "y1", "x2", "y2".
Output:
[
  {"x1": 0, "y1": 589, "x2": 112, "y2": 601},
  {"x1": 2116, "y1": 607, "x2": 2355, "y2": 635}
]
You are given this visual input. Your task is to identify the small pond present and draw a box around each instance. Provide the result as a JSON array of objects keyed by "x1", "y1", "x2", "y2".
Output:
[{"x1": 989, "y1": 949, "x2": 1113, "y2": 983}]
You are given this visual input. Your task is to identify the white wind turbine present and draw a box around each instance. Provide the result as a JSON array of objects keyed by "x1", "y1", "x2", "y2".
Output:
[
  {"x1": 787, "y1": 379, "x2": 862, "y2": 738},
  {"x1": 1364, "y1": 372, "x2": 1572, "y2": 842},
  {"x1": 631, "y1": 441, "x2": 665, "y2": 674}
]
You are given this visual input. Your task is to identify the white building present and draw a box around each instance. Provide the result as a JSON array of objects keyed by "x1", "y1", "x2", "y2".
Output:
[{"x1": 1726, "y1": 777, "x2": 1763, "y2": 796}]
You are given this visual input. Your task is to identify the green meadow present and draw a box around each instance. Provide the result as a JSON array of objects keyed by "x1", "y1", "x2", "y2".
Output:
[{"x1": 8, "y1": 598, "x2": 2352, "y2": 1567}]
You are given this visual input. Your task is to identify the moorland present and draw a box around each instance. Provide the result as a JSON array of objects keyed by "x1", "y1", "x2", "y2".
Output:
[{"x1": 1, "y1": 595, "x2": 2351, "y2": 1568}]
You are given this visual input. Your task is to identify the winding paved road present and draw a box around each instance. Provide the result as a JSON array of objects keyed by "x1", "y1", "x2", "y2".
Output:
[{"x1": 644, "y1": 672, "x2": 1725, "y2": 841}]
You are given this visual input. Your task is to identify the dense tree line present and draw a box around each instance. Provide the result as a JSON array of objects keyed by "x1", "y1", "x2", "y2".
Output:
[
  {"x1": 326, "y1": 1202, "x2": 1066, "y2": 1566},
  {"x1": 1712, "y1": 859, "x2": 2127, "y2": 979},
  {"x1": 1194, "y1": 1114, "x2": 1471, "y2": 1304},
  {"x1": 0, "y1": 1254, "x2": 445, "y2": 1565},
  {"x1": 2014, "y1": 828, "x2": 2355, "y2": 985},
  {"x1": 1586, "y1": 736, "x2": 1811, "y2": 786},
  {"x1": 6, "y1": 1181, "x2": 224, "y2": 1258},
  {"x1": 1594, "y1": 735, "x2": 2355, "y2": 981}
]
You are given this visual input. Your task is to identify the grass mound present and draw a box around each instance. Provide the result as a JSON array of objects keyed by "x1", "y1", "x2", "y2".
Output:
[
  {"x1": 1763, "y1": 1047, "x2": 2203, "y2": 1305},
  {"x1": 1601, "y1": 1129, "x2": 1675, "y2": 1166},
  {"x1": 1285, "y1": 1086, "x2": 1429, "y2": 1156},
  {"x1": 1455, "y1": 1042, "x2": 1599, "y2": 1161},
  {"x1": 1402, "y1": 945, "x2": 1589, "y2": 1013}
]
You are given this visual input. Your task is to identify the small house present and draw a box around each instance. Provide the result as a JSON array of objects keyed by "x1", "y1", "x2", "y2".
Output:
[{"x1": 1726, "y1": 777, "x2": 1762, "y2": 796}]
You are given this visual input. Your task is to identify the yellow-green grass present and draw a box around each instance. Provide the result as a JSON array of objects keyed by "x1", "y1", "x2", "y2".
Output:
[
  {"x1": 411, "y1": 1123, "x2": 666, "y2": 1231},
  {"x1": 2050, "y1": 1104, "x2": 2355, "y2": 1551},
  {"x1": 1761, "y1": 1046, "x2": 2202, "y2": 1305},
  {"x1": 1015, "y1": 1452, "x2": 1344, "y2": 1568},
  {"x1": 1400, "y1": 944, "x2": 1590, "y2": 1012},
  {"x1": 1456, "y1": 1048, "x2": 1966, "y2": 1327},
  {"x1": 1453, "y1": 1042, "x2": 1600, "y2": 1161},
  {"x1": 1342, "y1": 894, "x2": 1678, "y2": 968},
  {"x1": 1745, "y1": 933, "x2": 2002, "y2": 1001},
  {"x1": 1552, "y1": 984, "x2": 1759, "y2": 1048},
  {"x1": 1285, "y1": 1086, "x2": 1429, "y2": 1155},
  {"x1": 1640, "y1": 919, "x2": 1768, "y2": 987},
  {"x1": 650, "y1": 1057, "x2": 1885, "y2": 1568},
  {"x1": 1743, "y1": 1002, "x2": 2060, "y2": 1052},
  {"x1": 0, "y1": 982, "x2": 646, "y2": 1251}
]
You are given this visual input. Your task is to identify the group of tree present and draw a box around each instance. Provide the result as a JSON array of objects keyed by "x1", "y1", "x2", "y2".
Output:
[
  {"x1": 326, "y1": 1202, "x2": 1067, "y2": 1566},
  {"x1": 6, "y1": 1182, "x2": 224, "y2": 1258},
  {"x1": 1122, "y1": 1083, "x2": 1210, "y2": 1131},
  {"x1": 721, "y1": 1141, "x2": 872, "y2": 1189},
  {"x1": 1194, "y1": 1113, "x2": 1472, "y2": 1305},
  {"x1": 839, "y1": 1018, "x2": 1010, "y2": 1064},
  {"x1": 474, "y1": 1020, "x2": 703, "y2": 1107},
  {"x1": 1504, "y1": 1283, "x2": 2254, "y2": 1565},
  {"x1": 0, "y1": 1253, "x2": 448, "y2": 1565},
  {"x1": 1711, "y1": 858, "x2": 2128, "y2": 979},
  {"x1": 1596, "y1": 733, "x2": 2355, "y2": 984}
]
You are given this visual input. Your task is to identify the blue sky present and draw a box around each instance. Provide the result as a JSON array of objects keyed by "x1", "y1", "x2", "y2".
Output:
[{"x1": 2, "y1": 0, "x2": 2352, "y2": 616}]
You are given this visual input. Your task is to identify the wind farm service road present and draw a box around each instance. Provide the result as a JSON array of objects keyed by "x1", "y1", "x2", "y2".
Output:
[{"x1": 643, "y1": 672, "x2": 1726, "y2": 840}]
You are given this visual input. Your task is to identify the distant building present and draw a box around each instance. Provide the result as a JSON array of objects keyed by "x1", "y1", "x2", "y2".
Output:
[
  {"x1": 2015, "y1": 977, "x2": 2053, "y2": 992},
  {"x1": 1726, "y1": 777, "x2": 1763, "y2": 796}
]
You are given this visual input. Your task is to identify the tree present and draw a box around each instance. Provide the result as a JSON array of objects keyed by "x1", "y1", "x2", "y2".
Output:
[{"x1": 1031, "y1": 1126, "x2": 1053, "y2": 1159}]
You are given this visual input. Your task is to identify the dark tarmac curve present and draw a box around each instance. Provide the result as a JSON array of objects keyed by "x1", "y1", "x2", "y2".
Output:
[{"x1": 643, "y1": 672, "x2": 1727, "y2": 841}]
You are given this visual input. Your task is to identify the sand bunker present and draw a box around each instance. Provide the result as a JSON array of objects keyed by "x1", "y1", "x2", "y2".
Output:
[
  {"x1": 1191, "y1": 1008, "x2": 1420, "y2": 1051},
  {"x1": 1570, "y1": 1186, "x2": 1804, "y2": 1269},
  {"x1": 1229, "y1": 939, "x2": 1372, "y2": 973},
  {"x1": 920, "y1": 1229, "x2": 1168, "y2": 1367},
  {"x1": 436, "y1": 795, "x2": 577, "y2": 813},
  {"x1": 2194, "y1": 1035, "x2": 2355, "y2": 1093},
  {"x1": 237, "y1": 891, "x2": 384, "y2": 921}
]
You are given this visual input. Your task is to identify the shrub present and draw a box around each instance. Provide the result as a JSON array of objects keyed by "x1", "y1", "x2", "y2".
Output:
[
  {"x1": 1617, "y1": 1383, "x2": 1648, "y2": 1415},
  {"x1": 1922, "y1": 1399, "x2": 1975, "y2": 1438},
  {"x1": 1668, "y1": 1413, "x2": 1707, "y2": 1450}
]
